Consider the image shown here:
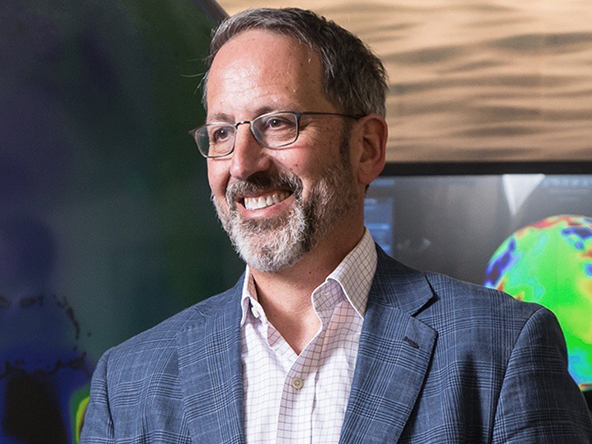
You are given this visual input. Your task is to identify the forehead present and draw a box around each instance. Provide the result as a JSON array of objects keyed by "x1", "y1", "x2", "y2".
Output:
[{"x1": 206, "y1": 29, "x2": 333, "y2": 118}]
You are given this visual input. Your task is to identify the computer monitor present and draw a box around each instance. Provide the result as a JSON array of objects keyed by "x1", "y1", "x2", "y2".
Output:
[{"x1": 365, "y1": 162, "x2": 592, "y2": 410}]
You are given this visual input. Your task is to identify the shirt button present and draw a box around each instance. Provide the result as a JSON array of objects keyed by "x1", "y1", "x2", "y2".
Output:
[
  {"x1": 251, "y1": 307, "x2": 260, "y2": 319},
  {"x1": 291, "y1": 377, "x2": 304, "y2": 390}
]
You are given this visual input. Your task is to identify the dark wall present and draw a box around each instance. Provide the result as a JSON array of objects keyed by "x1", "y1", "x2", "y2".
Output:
[{"x1": 0, "y1": 1, "x2": 243, "y2": 442}]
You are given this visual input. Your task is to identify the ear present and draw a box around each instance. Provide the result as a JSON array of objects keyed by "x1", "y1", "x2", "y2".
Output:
[{"x1": 354, "y1": 114, "x2": 387, "y2": 186}]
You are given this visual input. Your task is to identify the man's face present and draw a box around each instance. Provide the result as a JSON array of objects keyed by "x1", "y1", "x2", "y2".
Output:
[{"x1": 205, "y1": 30, "x2": 364, "y2": 272}]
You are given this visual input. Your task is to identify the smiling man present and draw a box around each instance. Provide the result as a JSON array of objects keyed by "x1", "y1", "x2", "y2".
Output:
[{"x1": 80, "y1": 8, "x2": 592, "y2": 444}]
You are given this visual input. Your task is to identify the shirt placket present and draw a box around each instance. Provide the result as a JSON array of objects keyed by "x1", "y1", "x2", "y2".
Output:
[
  {"x1": 275, "y1": 285, "x2": 338, "y2": 444},
  {"x1": 277, "y1": 351, "x2": 317, "y2": 443}
]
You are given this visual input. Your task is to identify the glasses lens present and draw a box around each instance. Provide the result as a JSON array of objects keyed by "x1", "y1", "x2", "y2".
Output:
[
  {"x1": 252, "y1": 112, "x2": 298, "y2": 148},
  {"x1": 195, "y1": 124, "x2": 235, "y2": 157}
]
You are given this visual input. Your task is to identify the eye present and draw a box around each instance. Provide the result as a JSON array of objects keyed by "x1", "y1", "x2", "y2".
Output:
[
  {"x1": 261, "y1": 114, "x2": 294, "y2": 131},
  {"x1": 268, "y1": 117, "x2": 288, "y2": 128},
  {"x1": 209, "y1": 125, "x2": 232, "y2": 144}
]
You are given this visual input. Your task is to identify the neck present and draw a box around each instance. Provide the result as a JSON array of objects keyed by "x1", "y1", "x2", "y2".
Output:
[{"x1": 249, "y1": 224, "x2": 365, "y2": 354}]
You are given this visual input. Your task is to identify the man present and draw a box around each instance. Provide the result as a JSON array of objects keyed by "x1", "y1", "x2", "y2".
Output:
[{"x1": 81, "y1": 8, "x2": 592, "y2": 443}]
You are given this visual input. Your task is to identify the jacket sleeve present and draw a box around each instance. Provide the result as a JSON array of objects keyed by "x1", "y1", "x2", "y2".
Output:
[
  {"x1": 79, "y1": 350, "x2": 115, "y2": 444},
  {"x1": 492, "y1": 307, "x2": 592, "y2": 443}
]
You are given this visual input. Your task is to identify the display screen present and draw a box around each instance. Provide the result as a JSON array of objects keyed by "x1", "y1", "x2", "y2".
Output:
[{"x1": 365, "y1": 167, "x2": 592, "y2": 409}]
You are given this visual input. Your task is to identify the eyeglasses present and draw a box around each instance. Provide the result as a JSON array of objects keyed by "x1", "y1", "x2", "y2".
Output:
[{"x1": 189, "y1": 111, "x2": 363, "y2": 158}]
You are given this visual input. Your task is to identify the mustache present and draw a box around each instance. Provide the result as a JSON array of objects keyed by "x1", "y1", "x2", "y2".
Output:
[{"x1": 225, "y1": 171, "x2": 303, "y2": 206}]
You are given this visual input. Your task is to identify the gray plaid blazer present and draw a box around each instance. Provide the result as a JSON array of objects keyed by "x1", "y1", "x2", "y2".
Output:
[{"x1": 81, "y1": 247, "x2": 592, "y2": 443}]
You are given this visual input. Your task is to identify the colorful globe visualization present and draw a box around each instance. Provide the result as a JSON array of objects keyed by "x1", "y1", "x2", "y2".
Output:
[{"x1": 484, "y1": 215, "x2": 592, "y2": 391}]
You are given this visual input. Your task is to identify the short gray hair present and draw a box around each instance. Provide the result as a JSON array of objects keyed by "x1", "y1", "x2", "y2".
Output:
[{"x1": 203, "y1": 8, "x2": 388, "y2": 117}]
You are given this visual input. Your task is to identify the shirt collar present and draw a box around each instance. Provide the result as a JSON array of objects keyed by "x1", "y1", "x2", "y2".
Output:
[
  {"x1": 325, "y1": 229, "x2": 376, "y2": 318},
  {"x1": 240, "y1": 229, "x2": 377, "y2": 326},
  {"x1": 240, "y1": 267, "x2": 259, "y2": 326}
]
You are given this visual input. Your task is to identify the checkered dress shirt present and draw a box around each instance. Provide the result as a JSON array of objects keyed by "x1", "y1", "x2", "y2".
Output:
[{"x1": 240, "y1": 230, "x2": 377, "y2": 443}]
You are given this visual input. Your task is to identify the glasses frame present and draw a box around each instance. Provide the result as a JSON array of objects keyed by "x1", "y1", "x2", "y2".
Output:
[{"x1": 189, "y1": 110, "x2": 364, "y2": 158}]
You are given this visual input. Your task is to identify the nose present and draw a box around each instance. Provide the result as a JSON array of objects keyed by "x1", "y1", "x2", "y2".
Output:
[{"x1": 229, "y1": 123, "x2": 272, "y2": 180}]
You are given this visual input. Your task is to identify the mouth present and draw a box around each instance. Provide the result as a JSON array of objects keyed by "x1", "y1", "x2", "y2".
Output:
[
  {"x1": 225, "y1": 171, "x2": 302, "y2": 215},
  {"x1": 243, "y1": 191, "x2": 291, "y2": 211}
]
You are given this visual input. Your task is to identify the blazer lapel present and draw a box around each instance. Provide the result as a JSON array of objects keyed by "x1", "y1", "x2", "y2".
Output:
[
  {"x1": 176, "y1": 278, "x2": 245, "y2": 444},
  {"x1": 340, "y1": 249, "x2": 437, "y2": 444}
]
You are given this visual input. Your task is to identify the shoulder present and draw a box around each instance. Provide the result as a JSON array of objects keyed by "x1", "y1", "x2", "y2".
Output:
[
  {"x1": 373, "y1": 246, "x2": 549, "y2": 339},
  {"x1": 98, "y1": 280, "x2": 242, "y2": 380},
  {"x1": 425, "y1": 268, "x2": 542, "y2": 320},
  {"x1": 398, "y1": 260, "x2": 562, "y2": 371},
  {"x1": 375, "y1": 245, "x2": 543, "y2": 316},
  {"x1": 425, "y1": 273, "x2": 555, "y2": 334}
]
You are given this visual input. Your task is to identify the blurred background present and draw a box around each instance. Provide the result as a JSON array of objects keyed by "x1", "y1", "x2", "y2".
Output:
[
  {"x1": 1, "y1": 1, "x2": 238, "y2": 442},
  {"x1": 221, "y1": 0, "x2": 592, "y2": 163}
]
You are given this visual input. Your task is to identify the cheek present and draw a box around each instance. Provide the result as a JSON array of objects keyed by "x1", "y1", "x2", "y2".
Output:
[
  {"x1": 278, "y1": 140, "x2": 334, "y2": 176},
  {"x1": 207, "y1": 162, "x2": 229, "y2": 197}
]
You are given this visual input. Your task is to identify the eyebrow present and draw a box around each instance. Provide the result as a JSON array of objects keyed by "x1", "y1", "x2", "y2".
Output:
[
  {"x1": 206, "y1": 106, "x2": 291, "y2": 124},
  {"x1": 207, "y1": 112, "x2": 233, "y2": 123}
]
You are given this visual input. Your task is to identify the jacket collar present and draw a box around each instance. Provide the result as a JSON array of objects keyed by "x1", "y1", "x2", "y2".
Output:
[{"x1": 339, "y1": 246, "x2": 437, "y2": 443}]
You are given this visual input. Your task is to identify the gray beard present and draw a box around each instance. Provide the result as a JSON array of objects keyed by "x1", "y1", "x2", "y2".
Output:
[{"x1": 213, "y1": 156, "x2": 359, "y2": 272}]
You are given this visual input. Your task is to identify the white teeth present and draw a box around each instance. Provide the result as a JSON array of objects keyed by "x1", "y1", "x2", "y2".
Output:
[{"x1": 244, "y1": 192, "x2": 290, "y2": 210}]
